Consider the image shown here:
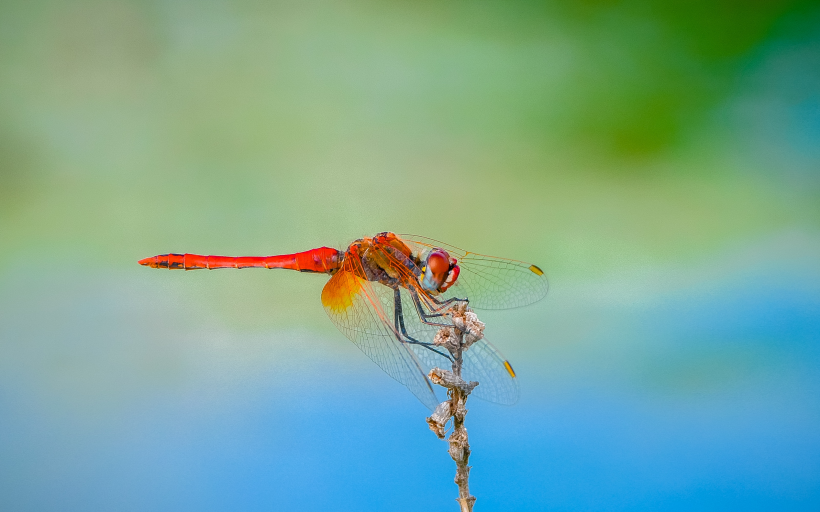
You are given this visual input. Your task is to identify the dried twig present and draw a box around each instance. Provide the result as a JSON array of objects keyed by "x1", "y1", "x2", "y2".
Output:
[{"x1": 426, "y1": 304, "x2": 485, "y2": 512}]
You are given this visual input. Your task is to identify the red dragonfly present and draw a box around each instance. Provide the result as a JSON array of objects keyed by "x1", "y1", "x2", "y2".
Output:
[{"x1": 139, "y1": 232, "x2": 548, "y2": 409}]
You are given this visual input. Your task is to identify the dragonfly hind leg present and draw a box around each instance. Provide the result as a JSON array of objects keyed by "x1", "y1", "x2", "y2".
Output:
[{"x1": 393, "y1": 288, "x2": 452, "y2": 362}]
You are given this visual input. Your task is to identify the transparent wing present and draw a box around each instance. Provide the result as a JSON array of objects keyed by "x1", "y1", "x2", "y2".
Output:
[
  {"x1": 359, "y1": 240, "x2": 519, "y2": 405},
  {"x1": 386, "y1": 285, "x2": 520, "y2": 405},
  {"x1": 461, "y1": 338, "x2": 519, "y2": 405},
  {"x1": 321, "y1": 258, "x2": 439, "y2": 410},
  {"x1": 398, "y1": 234, "x2": 549, "y2": 310}
]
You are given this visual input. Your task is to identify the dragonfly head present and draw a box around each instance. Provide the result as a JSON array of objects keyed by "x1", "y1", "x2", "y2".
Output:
[{"x1": 420, "y1": 249, "x2": 460, "y2": 293}]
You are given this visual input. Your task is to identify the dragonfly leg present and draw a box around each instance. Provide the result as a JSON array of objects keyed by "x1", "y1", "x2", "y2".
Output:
[
  {"x1": 393, "y1": 288, "x2": 452, "y2": 362},
  {"x1": 409, "y1": 288, "x2": 459, "y2": 328},
  {"x1": 411, "y1": 291, "x2": 466, "y2": 318},
  {"x1": 426, "y1": 294, "x2": 468, "y2": 312},
  {"x1": 410, "y1": 288, "x2": 483, "y2": 341}
]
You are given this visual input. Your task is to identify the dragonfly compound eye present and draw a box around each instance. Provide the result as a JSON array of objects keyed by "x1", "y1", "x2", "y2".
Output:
[
  {"x1": 420, "y1": 249, "x2": 450, "y2": 292},
  {"x1": 440, "y1": 263, "x2": 460, "y2": 292}
]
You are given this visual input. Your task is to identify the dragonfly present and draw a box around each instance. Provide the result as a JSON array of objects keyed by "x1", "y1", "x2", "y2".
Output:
[{"x1": 139, "y1": 232, "x2": 548, "y2": 409}]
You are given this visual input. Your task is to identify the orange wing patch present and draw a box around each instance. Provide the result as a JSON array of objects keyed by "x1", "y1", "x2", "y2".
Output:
[{"x1": 321, "y1": 270, "x2": 361, "y2": 313}]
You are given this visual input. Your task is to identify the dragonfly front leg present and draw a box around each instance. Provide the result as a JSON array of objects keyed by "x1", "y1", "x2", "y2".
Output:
[
  {"x1": 425, "y1": 294, "x2": 469, "y2": 313},
  {"x1": 429, "y1": 295, "x2": 468, "y2": 307},
  {"x1": 411, "y1": 291, "x2": 467, "y2": 318},
  {"x1": 393, "y1": 288, "x2": 452, "y2": 362},
  {"x1": 410, "y1": 288, "x2": 483, "y2": 341},
  {"x1": 409, "y1": 288, "x2": 460, "y2": 328}
]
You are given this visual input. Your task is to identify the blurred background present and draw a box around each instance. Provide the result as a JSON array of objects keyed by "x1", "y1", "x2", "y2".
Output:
[{"x1": 1, "y1": 0, "x2": 819, "y2": 510}]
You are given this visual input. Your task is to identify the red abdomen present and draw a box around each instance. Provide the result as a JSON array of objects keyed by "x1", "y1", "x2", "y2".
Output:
[{"x1": 138, "y1": 247, "x2": 342, "y2": 274}]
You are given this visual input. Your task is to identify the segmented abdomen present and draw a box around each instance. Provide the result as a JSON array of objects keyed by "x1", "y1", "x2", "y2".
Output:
[{"x1": 138, "y1": 247, "x2": 341, "y2": 273}]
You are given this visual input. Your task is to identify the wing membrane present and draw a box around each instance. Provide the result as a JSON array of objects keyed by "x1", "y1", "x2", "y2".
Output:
[
  {"x1": 321, "y1": 258, "x2": 438, "y2": 410},
  {"x1": 398, "y1": 234, "x2": 549, "y2": 310},
  {"x1": 321, "y1": 240, "x2": 522, "y2": 408},
  {"x1": 353, "y1": 254, "x2": 520, "y2": 405},
  {"x1": 392, "y1": 285, "x2": 520, "y2": 405}
]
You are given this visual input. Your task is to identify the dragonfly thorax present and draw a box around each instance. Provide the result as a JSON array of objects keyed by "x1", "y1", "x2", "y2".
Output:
[{"x1": 349, "y1": 233, "x2": 460, "y2": 295}]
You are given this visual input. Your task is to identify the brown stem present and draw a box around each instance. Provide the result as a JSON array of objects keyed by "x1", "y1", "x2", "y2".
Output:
[
  {"x1": 450, "y1": 385, "x2": 475, "y2": 512},
  {"x1": 426, "y1": 305, "x2": 483, "y2": 512}
]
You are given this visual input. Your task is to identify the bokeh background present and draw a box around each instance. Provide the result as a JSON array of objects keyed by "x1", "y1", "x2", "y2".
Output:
[{"x1": 1, "y1": 0, "x2": 819, "y2": 510}]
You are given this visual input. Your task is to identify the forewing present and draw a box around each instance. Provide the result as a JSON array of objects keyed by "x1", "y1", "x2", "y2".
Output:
[
  {"x1": 398, "y1": 234, "x2": 549, "y2": 310},
  {"x1": 321, "y1": 260, "x2": 439, "y2": 410}
]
